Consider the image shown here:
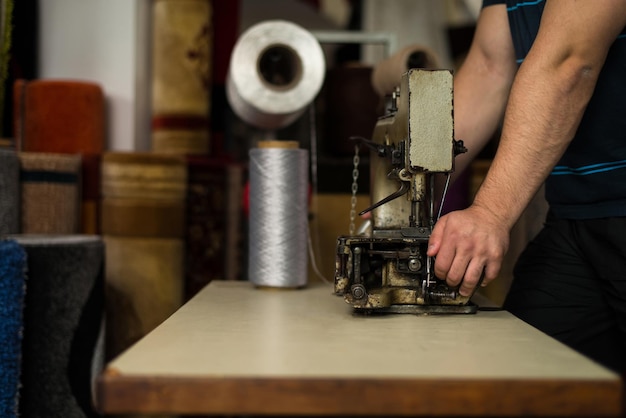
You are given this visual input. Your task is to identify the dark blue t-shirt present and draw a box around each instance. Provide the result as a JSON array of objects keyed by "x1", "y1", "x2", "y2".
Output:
[{"x1": 482, "y1": 0, "x2": 626, "y2": 219}]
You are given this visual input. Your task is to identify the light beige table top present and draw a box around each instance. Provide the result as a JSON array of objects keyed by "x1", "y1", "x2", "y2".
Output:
[{"x1": 97, "y1": 280, "x2": 623, "y2": 416}]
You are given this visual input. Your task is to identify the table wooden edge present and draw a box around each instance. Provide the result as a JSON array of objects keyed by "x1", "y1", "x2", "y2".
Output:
[{"x1": 97, "y1": 367, "x2": 623, "y2": 416}]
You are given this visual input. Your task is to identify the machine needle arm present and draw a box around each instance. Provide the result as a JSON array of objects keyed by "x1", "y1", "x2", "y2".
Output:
[
  {"x1": 359, "y1": 181, "x2": 409, "y2": 216},
  {"x1": 349, "y1": 136, "x2": 391, "y2": 157}
]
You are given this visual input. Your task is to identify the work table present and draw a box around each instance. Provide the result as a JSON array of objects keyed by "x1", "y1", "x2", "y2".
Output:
[{"x1": 97, "y1": 280, "x2": 622, "y2": 416}]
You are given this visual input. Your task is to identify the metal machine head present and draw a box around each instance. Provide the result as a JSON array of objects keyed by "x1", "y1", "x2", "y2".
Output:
[{"x1": 334, "y1": 69, "x2": 475, "y2": 314}]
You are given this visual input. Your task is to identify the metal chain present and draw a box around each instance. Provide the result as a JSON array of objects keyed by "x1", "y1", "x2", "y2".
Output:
[{"x1": 349, "y1": 145, "x2": 360, "y2": 235}]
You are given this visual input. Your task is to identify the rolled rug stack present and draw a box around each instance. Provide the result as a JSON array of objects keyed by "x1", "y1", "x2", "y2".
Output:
[
  {"x1": 184, "y1": 155, "x2": 244, "y2": 300},
  {"x1": 19, "y1": 152, "x2": 82, "y2": 234},
  {"x1": 14, "y1": 235, "x2": 104, "y2": 418},
  {"x1": 0, "y1": 239, "x2": 26, "y2": 418},
  {"x1": 101, "y1": 152, "x2": 187, "y2": 360},
  {"x1": 13, "y1": 79, "x2": 105, "y2": 234},
  {"x1": 151, "y1": 0, "x2": 213, "y2": 155}
]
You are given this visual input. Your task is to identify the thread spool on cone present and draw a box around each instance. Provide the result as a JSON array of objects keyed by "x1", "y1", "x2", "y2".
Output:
[{"x1": 248, "y1": 140, "x2": 309, "y2": 289}]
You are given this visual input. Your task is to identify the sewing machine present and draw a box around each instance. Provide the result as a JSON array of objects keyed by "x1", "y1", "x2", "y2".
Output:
[{"x1": 334, "y1": 68, "x2": 477, "y2": 314}]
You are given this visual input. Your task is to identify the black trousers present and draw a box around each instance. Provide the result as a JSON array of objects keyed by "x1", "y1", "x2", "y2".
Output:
[{"x1": 503, "y1": 214, "x2": 626, "y2": 374}]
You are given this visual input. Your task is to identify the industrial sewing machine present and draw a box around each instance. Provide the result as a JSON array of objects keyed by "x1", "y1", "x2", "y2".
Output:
[{"x1": 334, "y1": 68, "x2": 478, "y2": 314}]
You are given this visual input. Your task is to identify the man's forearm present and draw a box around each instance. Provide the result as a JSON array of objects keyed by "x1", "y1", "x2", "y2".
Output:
[{"x1": 472, "y1": 53, "x2": 600, "y2": 230}]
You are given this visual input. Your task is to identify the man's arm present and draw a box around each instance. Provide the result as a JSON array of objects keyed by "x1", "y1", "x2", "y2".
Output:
[
  {"x1": 450, "y1": 3, "x2": 517, "y2": 177},
  {"x1": 428, "y1": 0, "x2": 626, "y2": 296}
]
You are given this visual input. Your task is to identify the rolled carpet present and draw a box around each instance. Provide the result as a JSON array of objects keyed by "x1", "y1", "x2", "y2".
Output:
[
  {"x1": 14, "y1": 235, "x2": 104, "y2": 418},
  {"x1": 151, "y1": 0, "x2": 213, "y2": 155},
  {"x1": 104, "y1": 236, "x2": 184, "y2": 361},
  {"x1": 19, "y1": 152, "x2": 82, "y2": 234},
  {"x1": 0, "y1": 149, "x2": 20, "y2": 235},
  {"x1": 13, "y1": 79, "x2": 106, "y2": 235},
  {"x1": 0, "y1": 239, "x2": 26, "y2": 418},
  {"x1": 101, "y1": 152, "x2": 187, "y2": 361},
  {"x1": 100, "y1": 151, "x2": 187, "y2": 238}
]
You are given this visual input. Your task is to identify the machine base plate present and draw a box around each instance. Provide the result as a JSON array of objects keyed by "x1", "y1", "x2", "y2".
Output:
[{"x1": 352, "y1": 302, "x2": 479, "y2": 315}]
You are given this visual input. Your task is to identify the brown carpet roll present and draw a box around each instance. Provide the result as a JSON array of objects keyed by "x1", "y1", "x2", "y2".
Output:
[
  {"x1": 151, "y1": 126, "x2": 210, "y2": 155},
  {"x1": 184, "y1": 156, "x2": 244, "y2": 300},
  {"x1": 13, "y1": 79, "x2": 105, "y2": 154},
  {"x1": 101, "y1": 152, "x2": 187, "y2": 361},
  {"x1": 100, "y1": 152, "x2": 187, "y2": 237},
  {"x1": 101, "y1": 198, "x2": 185, "y2": 238},
  {"x1": 104, "y1": 236, "x2": 184, "y2": 361},
  {"x1": 151, "y1": 0, "x2": 213, "y2": 155},
  {"x1": 13, "y1": 79, "x2": 105, "y2": 234},
  {"x1": 101, "y1": 152, "x2": 187, "y2": 200},
  {"x1": 19, "y1": 152, "x2": 81, "y2": 234}
]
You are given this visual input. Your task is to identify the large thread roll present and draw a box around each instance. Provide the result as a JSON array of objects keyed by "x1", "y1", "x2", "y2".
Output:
[
  {"x1": 226, "y1": 20, "x2": 325, "y2": 130},
  {"x1": 249, "y1": 141, "x2": 309, "y2": 288},
  {"x1": 371, "y1": 44, "x2": 439, "y2": 97}
]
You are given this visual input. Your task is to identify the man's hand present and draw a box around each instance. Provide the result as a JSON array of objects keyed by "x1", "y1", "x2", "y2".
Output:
[{"x1": 427, "y1": 205, "x2": 509, "y2": 297}]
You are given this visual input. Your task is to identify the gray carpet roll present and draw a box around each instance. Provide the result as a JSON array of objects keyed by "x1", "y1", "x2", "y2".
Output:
[
  {"x1": 0, "y1": 150, "x2": 20, "y2": 235},
  {"x1": 14, "y1": 234, "x2": 104, "y2": 418}
]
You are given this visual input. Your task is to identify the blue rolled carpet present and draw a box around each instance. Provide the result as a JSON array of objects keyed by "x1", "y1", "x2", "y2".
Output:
[{"x1": 0, "y1": 239, "x2": 27, "y2": 418}]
